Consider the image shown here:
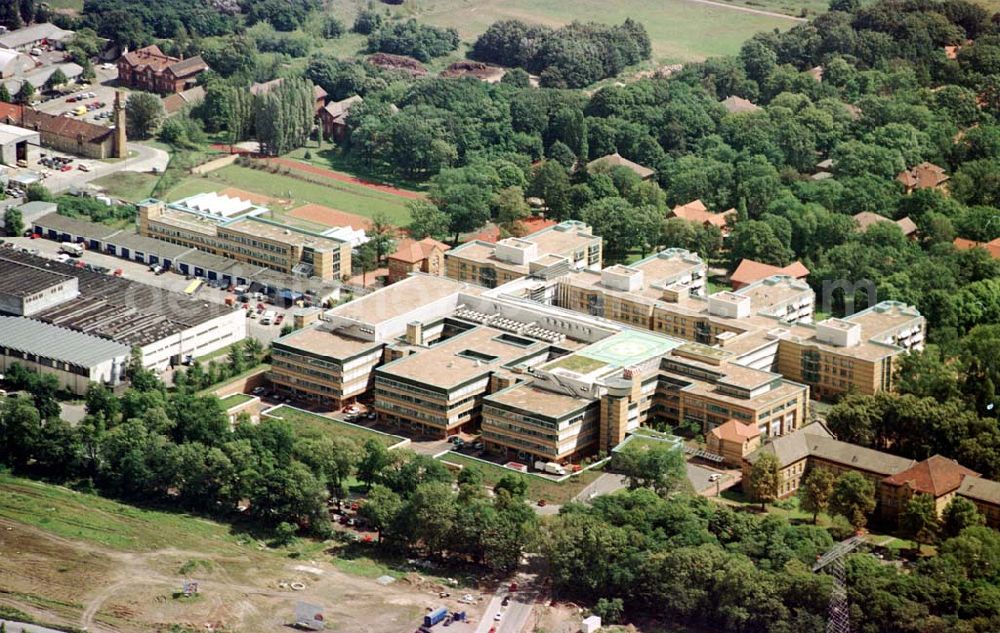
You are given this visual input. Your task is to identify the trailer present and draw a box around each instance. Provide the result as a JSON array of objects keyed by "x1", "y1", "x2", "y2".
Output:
[
  {"x1": 60, "y1": 242, "x2": 83, "y2": 257},
  {"x1": 423, "y1": 606, "x2": 448, "y2": 627}
]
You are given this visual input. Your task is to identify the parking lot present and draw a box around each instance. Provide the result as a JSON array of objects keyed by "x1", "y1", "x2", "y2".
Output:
[
  {"x1": 34, "y1": 63, "x2": 121, "y2": 125},
  {"x1": 4, "y1": 235, "x2": 295, "y2": 345}
]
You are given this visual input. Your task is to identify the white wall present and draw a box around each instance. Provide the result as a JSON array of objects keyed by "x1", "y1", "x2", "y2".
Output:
[
  {"x1": 141, "y1": 309, "x2": 247, "y2": 370},
  {"x1": 0, "y1": 351, "x2": 127, "y2": 395}
]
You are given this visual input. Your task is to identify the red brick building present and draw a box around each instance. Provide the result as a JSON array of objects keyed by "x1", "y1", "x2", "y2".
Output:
[{"x1": 117, "y1": 45, "x2": 207, "y2": 94}]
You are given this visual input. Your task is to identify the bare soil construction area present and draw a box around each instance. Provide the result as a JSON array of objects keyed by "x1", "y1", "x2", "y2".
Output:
[{"x1": 0, "y1": 477, "x2": 485, "y2": 632}]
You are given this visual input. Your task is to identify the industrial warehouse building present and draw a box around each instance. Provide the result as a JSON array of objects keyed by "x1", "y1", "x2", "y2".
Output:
[
  {"x1": 30, "y1": 213, "x2": 340, "y2": 301},
  {"x1": 0, "y1": 250, "x2": 247, "y2": 371},
  {"x1": 0, "y1": 256, "x2": 79, "y2": 316},
  {"x1": 0, "y1": 316, "x2": 129, "y2": 394},
  {"x1": 0, "y1": 122, "x2": 39, "y2": 166}
]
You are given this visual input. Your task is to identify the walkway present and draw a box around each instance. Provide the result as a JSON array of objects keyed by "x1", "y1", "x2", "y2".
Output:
[{"x1": 683, "y1": 0, "x2": 807, "y2": 21}]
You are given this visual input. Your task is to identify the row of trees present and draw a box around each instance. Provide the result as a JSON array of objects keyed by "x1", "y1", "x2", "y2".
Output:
[
  {"x1": 0, "y1": 350, "x2": 340, "y2": 531},
  {"x1": 365, "y1": 18, "x2": 459, "y2": 62},
  {"x1": 470, "y1": 18, "x2": 652, "y2": 88},
  {"x1": 355, "y1": 443, "x2": 538, "y2": 572},
  {"x1": 542, "y1": 480, "x2": 1000, "y2": 631}
]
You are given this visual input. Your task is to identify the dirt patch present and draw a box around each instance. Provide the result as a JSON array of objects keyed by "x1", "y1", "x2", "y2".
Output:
[
  {"x1": 0, "y1": 516, "x2": 487, "y2": 633},
  {"x1": 440, "y1": 61, "x2": 507, "y2": 83},
  {"x1": 261, "y1": 157, "x2": 425, "y2": 200},
  {"x1": 217, "y1": 187, "x2": 286, "y2": 207},
  {"x1": 367, "y1": 53, "x2": 428, "y2": 77},
  {"x1": 288, "y1": 203, "x2": 373, "y2": 230}
]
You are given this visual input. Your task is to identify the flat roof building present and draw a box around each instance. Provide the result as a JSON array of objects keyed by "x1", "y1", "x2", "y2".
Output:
[
  {"x1": 0, "y1": 315, "x2": 129, "y2": 394},
  {"x1": 446, "y1": 220, "x2": 601, "y2": 288},
  {"x1": 0, "y1": 255, "x2": 78, "y2": 316},
  {"x1": 138, "y1": 196, "x2": 351, "y2": 282},
  {"x1": 270, "y1": 275, "x2": 483, "y2": 409},
  {"x1": 0, "y1": 250, "x2": 246, "y2": 371}
]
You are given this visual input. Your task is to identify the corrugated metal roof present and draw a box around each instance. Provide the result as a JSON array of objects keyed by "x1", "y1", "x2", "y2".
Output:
[
  {"x1": 34, "y1": 212, "x2": 120, "y2": 240},
  {"x1": 0, "y1": 315, "x2": 129, "y2": 367},
  {"x1": 104, "y1": 230, "x2": 192, "y2": 259}
]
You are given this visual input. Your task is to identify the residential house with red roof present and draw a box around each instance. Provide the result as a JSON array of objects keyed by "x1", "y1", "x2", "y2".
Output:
[
  {"x1": 117, "y1": 45, "x2": 207, "y2": 94},
  {"x1": 387, "y1": 237, "x2": 450, "y2": 283},
  {"x1": 707, "y1": 419, "x2": 760, "y2": 467},
  {"x1": 730, "y1": 258, "x2": 809, "y2": 290},
  {"x1": 670, "y1": 199, "x2": 737, "y2": 235},
  {"x1": 880, "y1": 455, "x2": 980, "y2": 523},
  {"x1": 953, "y1": 237, "x2": 1000, "y2": 259},
  {"x1": 897, "y1": 162, "x2": 949, "y2": 194}
]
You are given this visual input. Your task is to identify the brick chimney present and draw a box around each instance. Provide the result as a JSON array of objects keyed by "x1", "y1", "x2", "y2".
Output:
[{"x1": 112, "y1": 90, "x2": 127, "y2": 159}]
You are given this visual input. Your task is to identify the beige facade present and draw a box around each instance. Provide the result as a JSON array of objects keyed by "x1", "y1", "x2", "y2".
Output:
[
  {"x1": 446, "y1": 221, "x2": 601, "y2": 288},
  {"x1": 138, "y1": 200, "x2": 350, "y2": 282}
]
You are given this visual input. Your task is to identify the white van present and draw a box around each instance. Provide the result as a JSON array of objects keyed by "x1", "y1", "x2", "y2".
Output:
[{"x1": 260, "y1": 310, "x2": 277, "y2": 325}]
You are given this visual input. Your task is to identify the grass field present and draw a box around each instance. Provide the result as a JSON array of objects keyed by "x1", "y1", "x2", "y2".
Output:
[
  {"x1": 161, "y1": 165, "x2": 414, "y2": 224},
  {"x1": 438, "y1": 452, "x2": 603, "y2": 504},
  {"x1": 219, "y1": 393, "x2": 254, "y2": 408},
  {"x1": 265, "y1": 404, "x2": 407, "y2": 447},
  {"x1": 44, "y1": 0, "x2": 83, "y2": 11},
  {"x1": 0, "y1": 474, "x2": 249, "y2": 552},
  {"x1": 91, "y1": 172, "x2": 160, "y2": 202},
  {"x1": 331, "y1": 0, "x2": 800, "y2": 63}
]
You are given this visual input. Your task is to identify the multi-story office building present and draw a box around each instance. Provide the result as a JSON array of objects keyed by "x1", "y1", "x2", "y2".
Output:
[
  {"x1": 375, "y1": 325, "x2": 549, "y2": 437},
  {"x1": 546, "y1": 247, "x2": 923, "y2": 400},
  {"x1": 138, "y1": 194, "x2": 352, "y2": 282},
  {"x1": 446, "y1": 220, "x2": 602, "y2": 288},
  {"x1": 770, "y1": 301, "x2": 925, "y2": 399},
  {"x1": 269, "y1": 275, "x2": 483, "y2": 409}
]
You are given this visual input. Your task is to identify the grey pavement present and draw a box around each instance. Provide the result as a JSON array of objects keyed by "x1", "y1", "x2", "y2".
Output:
[
  {"x1": 40, "y1": 141, "x2": 168, "y2": 194},
  {"x1": 0, "y1": 620, "x2": 73, "y2": 633},
  {"x1": 59, "y1": 402, "x2": 86, "y2": 425},
  {"x1": 573, "y1": 472, "x2": 627, "y2": 503},
  {"x1": 686, "y1": 461, "x2": 729, "y2": 495}
]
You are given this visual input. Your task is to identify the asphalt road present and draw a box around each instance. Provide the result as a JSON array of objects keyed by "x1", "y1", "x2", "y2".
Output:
[
  {"x1": 474, "y1": 589, "x2": 537, "y2": 633},
  {"x1": 39, "y1": 141, "x2": 168, "y2": 194}
]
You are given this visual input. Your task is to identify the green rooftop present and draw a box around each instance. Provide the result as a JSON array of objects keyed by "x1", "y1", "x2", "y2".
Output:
[{"x1": 577, "y1": 329, "x2": 682, "y2": 367}]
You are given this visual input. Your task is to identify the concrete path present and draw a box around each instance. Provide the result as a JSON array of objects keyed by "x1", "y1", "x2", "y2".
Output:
[{"x1": 683, "y1": 0, "x2": 807, "y2": 21}]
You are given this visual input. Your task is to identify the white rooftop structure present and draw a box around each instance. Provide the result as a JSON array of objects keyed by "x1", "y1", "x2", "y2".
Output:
[
  {"x1": 0, "y1": 122, "x2": 37, "y2": 145},
  {"x1": 0, "y1": 23, "x2": 74, "y2": 51},
  {"x1": 322, "y1": 225, "x2": 369, "y2": 248},
  {"x1": 0, "y1": 48, "x2": 35, "y2": 78},
  {"x1": 179, "y1": 192, "x2": 256, "y2": 218}
]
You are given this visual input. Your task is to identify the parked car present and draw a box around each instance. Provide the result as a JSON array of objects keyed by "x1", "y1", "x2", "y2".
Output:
[{"x1": 78, "y1": 163, "x2": 90, "y2": 172}]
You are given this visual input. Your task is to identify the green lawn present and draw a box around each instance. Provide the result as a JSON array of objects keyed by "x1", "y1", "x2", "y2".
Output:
[
  {"x1": 543, "y1": 354, "x2": 608, "y2": 374},
  {"x1": 91, "y1": 172, "x2": 160, "y2": 202},
  {"x1": 219, "y1": 393, "x2": 253, "y2": 408},
  {"x1": 162, "y1": 165, "x2": 413, "y2": 224},
  {"x1": 265, "y1": 405, "x2": 407, "y2": 447},
  {"x1": 0, "y1": 474, "x2": 249, "y2": 552},
  {"x1": 330, "y1": 0, "x2": 800, "y2": 64},
  {"x1": 285, "y1": 146, "x2": 427, "y2": 193},
  {"x1": 438, "y1": 453, "x2": 603, "y2": 505},
  {"x1": 44, "y1": 0, "x2": 83, "y2": 11}
]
